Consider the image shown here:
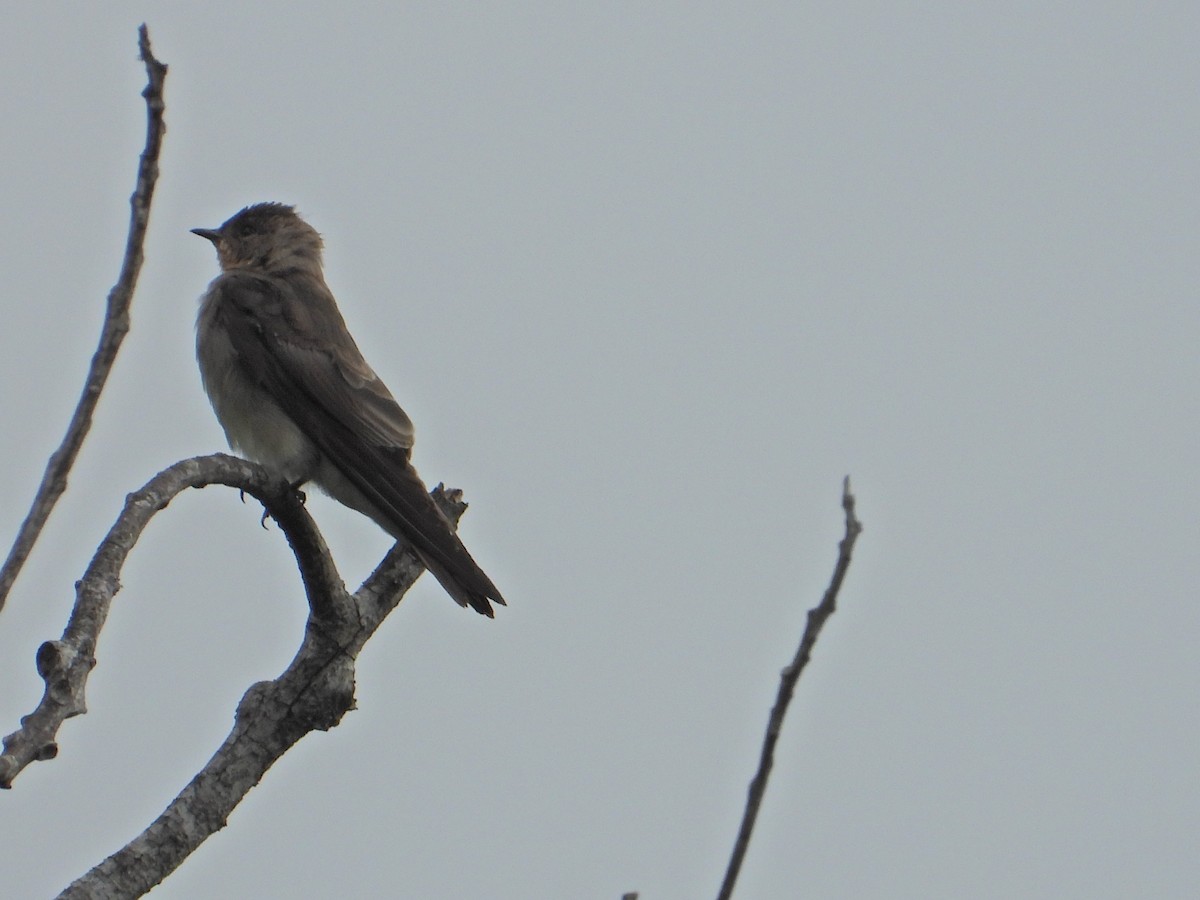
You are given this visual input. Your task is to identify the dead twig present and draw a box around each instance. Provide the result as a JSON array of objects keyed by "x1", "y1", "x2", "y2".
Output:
[
  {"x1": 716, "y1": 477, "x2": 863, "y2": 900},
  {"x1": 0, "y1": 24, "x2": 168, "y2": 614}
]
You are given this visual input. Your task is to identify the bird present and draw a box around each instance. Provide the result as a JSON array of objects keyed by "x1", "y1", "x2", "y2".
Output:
[{"x1": 192, "y1": 202, "x2": 505, "y2": 617}]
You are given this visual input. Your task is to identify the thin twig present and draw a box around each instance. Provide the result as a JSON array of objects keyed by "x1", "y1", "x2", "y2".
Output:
[
  {"x1": 716, "y1": 477, "x2": 863, "y2": 900},
  {"x1": 0, "y1": 24, "x2": 167, "y2": 614}
]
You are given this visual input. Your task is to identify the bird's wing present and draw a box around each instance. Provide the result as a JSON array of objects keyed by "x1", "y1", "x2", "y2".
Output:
[{"x1": 212, "y1": 271, "x2": 505, "y2": 615}]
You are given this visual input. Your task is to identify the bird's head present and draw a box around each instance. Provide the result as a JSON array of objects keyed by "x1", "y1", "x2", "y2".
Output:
[{"x1": 192, "y1": 202, "x2": 324, "y2": 274}]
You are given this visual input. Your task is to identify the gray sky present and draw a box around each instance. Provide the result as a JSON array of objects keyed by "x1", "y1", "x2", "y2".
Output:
[{"x1": 1, "y1": 4, "x2": 1197, "y2": 898}]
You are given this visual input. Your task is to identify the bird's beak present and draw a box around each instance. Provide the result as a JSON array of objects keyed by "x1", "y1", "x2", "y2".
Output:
[{"x1": 191, "y1": 227, "x2": 222, "y2": 244}]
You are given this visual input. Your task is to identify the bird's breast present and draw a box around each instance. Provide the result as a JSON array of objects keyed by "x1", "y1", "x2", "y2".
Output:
[{"x1": 196, "y1": 292, "x2": 319, "y2": 483}]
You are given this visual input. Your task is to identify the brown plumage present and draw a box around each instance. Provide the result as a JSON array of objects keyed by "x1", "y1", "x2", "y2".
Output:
[{"x1": 193, "y1": 203, "x2": 504, "y2": 616}]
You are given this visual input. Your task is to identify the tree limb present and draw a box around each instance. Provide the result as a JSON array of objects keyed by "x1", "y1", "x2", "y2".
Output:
[
  {"x1": 0, "y1": 24, "x2": 168, "y2": 614},
  {"x1": 715, "y1": 477, "x2": 863, "y2": 900},
  {"x1": 0, "y1": 448, "x2": 465, "y2": 893},
  {"x1": 48, "y1": 464, "x2": 468, "y2": 898},
  {"x1": 0, "y1": 454, "x2": 339, "y2": 790}
]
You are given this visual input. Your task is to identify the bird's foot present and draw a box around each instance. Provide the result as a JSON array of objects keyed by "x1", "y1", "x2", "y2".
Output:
[{"x1": 288, "y1": 480, "x2": 308, "y2": 504}]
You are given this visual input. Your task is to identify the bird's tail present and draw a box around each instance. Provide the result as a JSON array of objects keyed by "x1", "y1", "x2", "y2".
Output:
[{"x1": 414, "y1": 547, "x2": 505, "y2": 618}]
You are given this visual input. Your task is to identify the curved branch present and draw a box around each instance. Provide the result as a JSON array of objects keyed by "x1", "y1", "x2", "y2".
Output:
[
  {"x1": 0, "y1": 24, "x2": 168, "y2": 614},
  {"x1": 54, "y1": 484, "x2": 466, "y2": 899},
  {"x1": 0, "y1": 454, "x2": 341, "y2": 790},
  {"x1": 716, "y1": 477, "x2": 863, "y2": 900}
]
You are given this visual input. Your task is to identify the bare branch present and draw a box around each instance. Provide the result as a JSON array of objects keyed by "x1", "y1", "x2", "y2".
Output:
[
  {"x1": 54, "y1": 480, "x2": 467, "y2": 899},
  {"x1": 0, "y1": 24, "x2": 168, "y2": 614},
  {"x1": 0, "y1": 454, "x2": 336, "y2": 790},
  {"x1": 716, "y1": 477, "x2": 863, "y2": 900}
]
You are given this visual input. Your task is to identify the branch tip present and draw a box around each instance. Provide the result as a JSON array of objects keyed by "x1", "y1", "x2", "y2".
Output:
[
  {"x1": 715, "y1": 479, "x2": 864, "y2": 900},
  {"x1": 0, "y1": 24, "x2": 168, "y2": 613}
]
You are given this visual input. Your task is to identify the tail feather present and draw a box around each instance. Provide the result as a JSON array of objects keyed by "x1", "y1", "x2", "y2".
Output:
[
  {"x1": 416, "y1": 548, "x2": 504, "y2": 617},
  {"x1": 321, "y1": 443, "x2": 506, "y2": 616}
]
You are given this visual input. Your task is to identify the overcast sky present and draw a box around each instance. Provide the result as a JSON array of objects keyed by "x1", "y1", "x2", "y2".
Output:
[{"x1": 1, "y1": 4, "x2": 1197, "y2": 898}]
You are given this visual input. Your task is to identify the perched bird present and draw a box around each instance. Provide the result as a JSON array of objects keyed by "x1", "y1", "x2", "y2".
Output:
[{"x1": 193, "y1": 202, "x2": 505, "y2": 617}]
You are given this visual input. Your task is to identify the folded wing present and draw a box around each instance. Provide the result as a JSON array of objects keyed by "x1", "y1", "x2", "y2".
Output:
[{"x1": 214, "y1": 272, "x2": 505, "y2": 616}]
